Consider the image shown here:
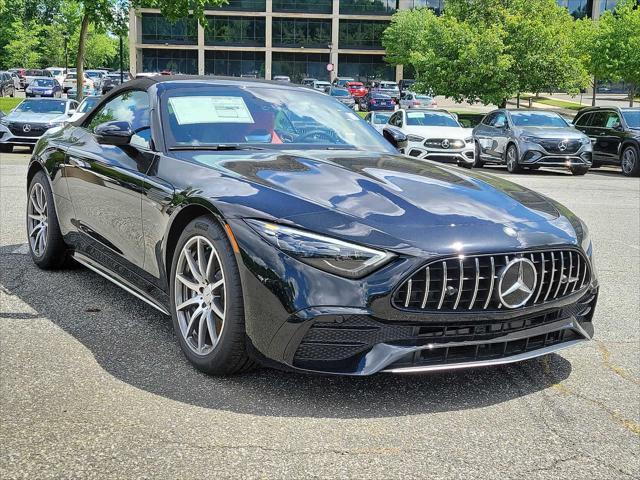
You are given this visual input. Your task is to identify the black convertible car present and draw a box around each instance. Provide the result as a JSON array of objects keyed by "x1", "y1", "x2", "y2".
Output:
[{"x1": 26, "y1": 77, "x2": 598, "y2": 375}]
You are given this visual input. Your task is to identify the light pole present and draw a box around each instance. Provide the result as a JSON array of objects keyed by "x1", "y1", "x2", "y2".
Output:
[{"x1": 64, "y1": 32, "x2": 69, "y2": 73}]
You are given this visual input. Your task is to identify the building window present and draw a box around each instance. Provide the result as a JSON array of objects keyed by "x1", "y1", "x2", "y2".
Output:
[
  {"x1": 141, "y1": 13, "x2": 197, "y2": 45},
  {"x1": 205, "y1": 16, "x2": 266, "y2": 46},
  {"x1": 205, "y1": 0, "x2": 266, "y2": 12},
  {"x1": 272, "y1": 0, "x2": 332, "y2": 14},
  {"x1": 556, "y1": 0, "x2": 593, "y2": 18},
  {"x1": 272, "y1": 52, "x2": 330, "y2": 83},
  {"x1": 397, "y1": 0, "x2": 443, "y2": 14},
  {"x1": 337, "y1": 54, "x2": 395, "y2": 82},
  {"x1": 599, "y1": 0, "x2": 619, "y2": 14},
  {"x1": 272, "y1": 19, "x2": 332, "y2": 48},
  {"x1": 339, "y1": 0, "x2": 397, "y2": 15},
  {"x1": 339, "y1": 20, "x2": 388, "y2": 49},
  {"x1": 204, "y1": 51, "x2": 265, "y2": 77},
  {"x1": 141, "y1": 48, "x2": 198, "y2": 74}
]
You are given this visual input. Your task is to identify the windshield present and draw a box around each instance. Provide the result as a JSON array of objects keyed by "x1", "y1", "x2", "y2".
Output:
[
  {"x1": 160, "y1": 84, "x2": 395, "y2": 152},
  {"x1": 32, "y1": 79, "x2": 54, "y2": 87},
  {"x1": 380, "y1": 83, "x2": 398, "y2": 90},
  {"x1": 510, "y1": 111, "x2": 568, "y2": 127},
  {"x1": 77, "y1": 97, "x2": 100, "y2": 113},
  {"x1": 622, "y1": 110, "x2": 640, "y2": 129},
  {"x1": 66, "y1": 74, "x2": 77, "y2": 79},
  {"x1": 49, "y1": 69, "x2": 63, "y2": 76},
  {"x1": 416, "y1": 95, "x2": 432, "y2": 100},
  {"x1": 372, "y1": 113, "x2": 392, "y2": 124},
  {"x1": 15, "y1": 100, "x2": 66, "y2": 114},
  {"x1": 406, "y1": 111, "x2": 459, "y2": 127},
  {"x1": 331, "y1": 88, "x2": 350, "y2": 97}
]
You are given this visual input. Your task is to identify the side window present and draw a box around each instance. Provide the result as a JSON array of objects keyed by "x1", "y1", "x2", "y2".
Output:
[
  {"x1": 490, "y1": 112, "x2": 506, "y2": 127},
  {"x1": 589, "y1": 111, "x2": 607, "y2": 128},
  {"x1": 574, "y1": 113, "x2": 591, "y2": 127},
  {"x1": 87, "y1": 90, "x2": 151, "y2": 148},
  {"x1": 604, "y1": 112, "x2": 621, "y2": 128},
  {"x1": 364, "y1": 113, "x2": 371, "y2": 123},
  {"x1": 389, "y1": 113, "x2": 400, "y2": 126},
  {"x1": 482, "y1": 113, "x2": 495, "y2": 125}
]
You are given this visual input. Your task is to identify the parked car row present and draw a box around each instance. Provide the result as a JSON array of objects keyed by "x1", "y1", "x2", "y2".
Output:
[{"x1": 5, "y1": 67, "x2": 132, "y2": 94}]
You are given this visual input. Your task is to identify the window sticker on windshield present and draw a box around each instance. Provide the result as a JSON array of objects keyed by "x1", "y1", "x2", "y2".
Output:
[
  {"x1": 168, "y1": 96, "x2": 255, "y2": 125},
  {"x1": 407, "y1": 112, "x2": 426, "y2": 118}
]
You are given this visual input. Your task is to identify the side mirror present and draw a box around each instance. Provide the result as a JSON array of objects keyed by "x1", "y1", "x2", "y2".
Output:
[
  {"x1": 95, "y1": 121, "x2": 133, "y2": 146},
  {"x1": 68, "y1": 109, "x2": 76, "y2": 116},
  {"x1": 383, "y1": 126, "x2": 408, "y2": 150},
  {"x1": 494, "y1": 120, "x2": 506, "y2": 129},
  {"x1": 613, "y1": 123, "x2": 624, "y2": 132}
]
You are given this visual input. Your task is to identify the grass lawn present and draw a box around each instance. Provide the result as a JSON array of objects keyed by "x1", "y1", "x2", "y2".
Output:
[
  {"x1": 0, "y1": 97, "x2": 22, "y2": 113},
  {"x1": 521, "y1": 95, "x2": 583, "y2": 111}
]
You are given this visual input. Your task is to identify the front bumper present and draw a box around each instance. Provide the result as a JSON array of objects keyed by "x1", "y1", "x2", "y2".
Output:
[
  {"x1": 0, "y1": 124, "x2": 48, "y2": 145},
  {"x1": 405, "y1": 140, "x2": 475, "y2": 165},
  {"x1": 229, "y1": 219, "x2": 597, "y2": 375}
]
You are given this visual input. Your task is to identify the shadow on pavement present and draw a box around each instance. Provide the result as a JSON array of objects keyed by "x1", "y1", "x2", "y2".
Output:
[{"x1": 1, "y1": 248, "x2": 572, "y2": 419}]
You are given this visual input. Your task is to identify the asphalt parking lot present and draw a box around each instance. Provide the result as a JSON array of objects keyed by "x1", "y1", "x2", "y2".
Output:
[{"x1": 1, "y1": 148, "x2": 638, "y2": 479}]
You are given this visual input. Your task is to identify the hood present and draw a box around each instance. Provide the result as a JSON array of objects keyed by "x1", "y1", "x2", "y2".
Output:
[
  {"x1": 515, "y1": 126, "x2": 587, "y2": 139},
  {"x1": 175, "y1": 150, "x2": 582, "y2": 256},
  {"x1": 6, "y1": 111, "x2": 68, "y2": 124},
  {"x1": 405, "y1": 125, "x2": 471, "y2": 139}
]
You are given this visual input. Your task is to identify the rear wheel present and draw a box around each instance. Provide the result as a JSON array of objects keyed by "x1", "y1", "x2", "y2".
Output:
[
  {"x1": 570, "y1": 166, "x2": 589, "y2": 176},
  {"x1": 621, "y1": 145, "x2": 640, "y2": 177},
  {"x1": 27, "y1": 171, "x2": 68, "y2": 269},
  {"x1": 169, "y1": 216, "x2": 256, "y2": 375},
  {"x1": 506, "y1": 144, "x2": 524, "y2": 173}
]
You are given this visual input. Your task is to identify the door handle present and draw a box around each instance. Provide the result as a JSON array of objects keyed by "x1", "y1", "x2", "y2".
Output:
[{"x1": 68, "y1": 156, "x2": 89, "y2": 168}]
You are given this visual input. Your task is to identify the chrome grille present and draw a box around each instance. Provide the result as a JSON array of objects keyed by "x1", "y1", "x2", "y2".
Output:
[
  {"x1": 539, "y1": 139, "x2": 582, "y2": 154},
  {"x1": 423, "y1": 138, "x2": 466, "y2": 149},
  {"x1": 393, "y1": 249, "x2": 590, "y2": 312}
]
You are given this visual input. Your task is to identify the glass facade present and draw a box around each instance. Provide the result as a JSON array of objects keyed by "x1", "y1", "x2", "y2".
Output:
[
  {"x1": 272, "y1": 19, "x2": 332, "y2": 48},
  {"x1": 204, "y1": 51, "x2": 266, "y2": 77},
  {"x1": 141, "y1": 48, "x2": 198, "y2": 74},
  {"x1": 272, "y1": 52, "x2": 331, "y2": 83},
  {"x1": 205, "y1": 16, "x2": 266, "y2": 46},
  {"x1": 273, "y1": 0, "x2": 332, "y2": 13},
  {"x1": 598, "y1": 0, "x2": 619, "y2": 14},
  {"x1": 205, "y1": 0, "x2": 266, "y2": 11},
  {"x1": 556, "y1": 0, "x2": 593, "y2": 18},
  {"x1": 339, "y1": 0, "x2": 397, "y2": 15},
  {"x1": 397, "y1": 0, "x2": 443, "y2": 14},
  {"x1": 338, "y1": 54, "x2": 394, "y2": 82},
  {"x1": 339, "y1": 20, "x2": 388, "y2": 49},
  {"x1": 141, "y1": 13, "x2": 197, "y2": 45}
]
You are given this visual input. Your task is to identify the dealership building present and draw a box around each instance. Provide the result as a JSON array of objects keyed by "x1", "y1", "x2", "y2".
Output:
[{"x1": 128, "y1": 0, "x2": 620, "y2": 82}]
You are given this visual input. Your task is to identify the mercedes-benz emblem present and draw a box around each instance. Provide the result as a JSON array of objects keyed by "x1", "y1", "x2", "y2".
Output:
[
  {"x1": 497, "y1": 258, "x2": 537, "y2": 308},
  {"x1": 23, "y1": 124, "x2": 32, "y2": 133},
  {"x1": 558, "y1": 140, "x2": 568, "y2": 151},
  {"x1": 441, "y1": 139, "x2": 450, "y2": 149}
]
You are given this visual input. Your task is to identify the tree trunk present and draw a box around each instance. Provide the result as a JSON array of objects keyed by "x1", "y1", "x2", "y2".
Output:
[
  {"x1": 629, "y1": 84, "x2": 635, "y2": 107},
  {"x1": 499, "y1": 98, "x2": 507, "y2": 108},
  {"x1": 591, "y1": 76, "x2": 597, "y2": 106},
  {"x1": 516, "y1": 92, "x2": 520, "y2": 108},
  {"x1": 75, "y1": 12, "x2": 90, "y2": 101}
]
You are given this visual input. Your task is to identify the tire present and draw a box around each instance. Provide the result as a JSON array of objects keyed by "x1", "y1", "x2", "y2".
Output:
[
  {"x1": 27, "y1": 170, "x2": 68, "y2": 269},
  {"x1": 169, "y1": 216, "x2": 256, "y2": 375},
  {"x1": 0, "y1": 144, "x2": 12, "y2": 153},
  {"x1": 570, "y1": 166, "x2": 589, "y2": 176},
  {"x1": 620, "y1": 144, "x2": 640, "y2": 177},
  {"x1": 506, "y1": 144, "x2": 524, "y2": 173},
  {"x1": 474, "y1": 142, "x2": 485, "y2": 168},
  {"x1": 458, "y1": 160, "x2": 473, "y2": 169}
]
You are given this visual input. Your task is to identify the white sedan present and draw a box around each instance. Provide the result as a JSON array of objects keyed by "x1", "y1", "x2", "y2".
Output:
[{"x1": 385, "y1": 109, "x2": 475, "y2": 168}]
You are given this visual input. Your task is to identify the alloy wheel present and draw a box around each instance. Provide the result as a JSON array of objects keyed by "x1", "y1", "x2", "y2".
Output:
[
  {"x1": 621, "y1": 148, "x2": 636, "y2": 175},
  {"x1": 174, "y1": 235, "x2": 226, "y2": 356},
  {"x1": 507, "y1": 147, "x2": 516, "y2": 170},
  {"x1": 27, "y1": 183, "x2": 48, "y2": 256}
]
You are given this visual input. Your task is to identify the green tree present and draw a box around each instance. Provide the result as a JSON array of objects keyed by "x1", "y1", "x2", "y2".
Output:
[
  {"x1": 383, "y1": 0, "x2": 589, "y2": 107},
  {"x1": 3, "y1": 20, "x2": 43, "y2": 68}
]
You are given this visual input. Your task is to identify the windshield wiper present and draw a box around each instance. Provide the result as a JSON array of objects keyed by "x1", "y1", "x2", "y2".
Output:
[{"x1": 169, "y1": 144, "x2": 268, "y2": 151}]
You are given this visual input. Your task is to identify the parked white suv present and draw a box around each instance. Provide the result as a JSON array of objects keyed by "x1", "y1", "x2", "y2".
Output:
[
  {"x1": 63, "y1": 72, "x2": 94, "y2": 93},
  {"x1": 386, "y1": 109, "x2": 475, "y2": 168}
]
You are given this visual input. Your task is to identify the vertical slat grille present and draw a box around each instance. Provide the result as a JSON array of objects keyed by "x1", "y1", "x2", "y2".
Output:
[{"x1": 394, "y1": 249, "x2": 591, "y2": 312}]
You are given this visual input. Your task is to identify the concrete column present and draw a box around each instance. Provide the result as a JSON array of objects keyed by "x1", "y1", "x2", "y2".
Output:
[
  {"x1": 395, "y1": 64, "x2": 403, "y2": 82},
  {"x1": 128, "y1": 9, "x2": 138, "y2": 75},
  {"x1": 265, "y1": 0, "x2": 273, "y2": 79},
  {"x1": 197, "y1": 21, "x2": 205, "y2": 75},
  {"x1": 330, "y1": 0, "x2": 339, "y2": 81}
]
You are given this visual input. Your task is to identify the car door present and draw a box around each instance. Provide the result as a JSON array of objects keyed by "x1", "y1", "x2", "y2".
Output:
[
  {"x1": 589, "y1": 110, "x2": 619, "y2": 163},
  {"x1": 490, "y1": 111, "x2": 511, "y2": 159},
  {"x1": 64, "y1": 90, "x2": 155, "y2": 274},
  {"x1": 475, "y1": 112, "x2": 496, "y2": 158}
]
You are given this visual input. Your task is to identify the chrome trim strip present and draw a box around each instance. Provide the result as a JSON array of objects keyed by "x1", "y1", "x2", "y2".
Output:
[
  {"x1": 469, "y1": 257, "x2": 479, "y2": 310},
  {"x1": 535, "y1": 251, "x2": 546, "y2": 303},
  {"x1": 544, "y1": 251, "x2": 556, "y2": 302},
  {"x1": 553, "y1": 251, "x2": 565, "y2": 299},
  {"x1": 484, "y1": 256, "x2": 495, "y2": 309},
  {"x1": 383, "y1": 339, "x2": 585, "y2": 373},
  {"x1": 437, "y1": 261, "x2": 447, "y2": 309},
  {"x1": 404, "y1": 278, "x2": 413, "y2": 308},
  {"x1": 580, "y1": 256, "x2": 588, "y2": 288},
  {"x1": 420, "y1": 267, "x2": 430, "y2": 309},
  {"x1": 453, "y1": 258, "x2": 464, "y2": 309},
  {"x1": 73, "y1": 254, "x2": 170, "y2": 315},
  {"x1": 563, "y1": 251, "x2": 573, "y2": 296}
]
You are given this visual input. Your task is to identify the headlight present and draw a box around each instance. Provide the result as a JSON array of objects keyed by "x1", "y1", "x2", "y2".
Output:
[
  {"x1": 44, "y1": 90, "x2": 52, "y2": 94},
  {"x1": 246, "y1": 219, "x2": 394, "y2": 279},
  {"x1": 521, "y1": 136, "x2": 541, "y2": 143},
  {"x1": 406, "y1": 134, "x2": 425, "y2": 142},
  {"x1": 580, "y1": 136, "x2": 591, "y2": 145},
  {"x1": 0, "y1": 118, "x2": 9, "y2": 126},
  {"x1": 464, "y1": 136, "x2": 473, "y2": 143},
  {"x1": 48, "y1": 121, "x2": 65, "y2": 128}
]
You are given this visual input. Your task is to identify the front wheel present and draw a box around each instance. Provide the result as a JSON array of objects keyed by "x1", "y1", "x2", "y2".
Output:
[
  {"x1": 474, "y1": 142, "x2": 485, "y2": 168},
  {"x1": 621, "y1": 145, "x2": 640, "y2": 177},
  {"x1": 169, "y1": 216, "x2": 256, "y2": 375},
  {"x1": 506, "y1": 144, "x2": 524, "y2": 173},
  {"x1": 570, "y1": 166, "x2": 589, "y2": 176},
  {"x1": 27, "y1": 171, "x2": 68, "y2": 269}
]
